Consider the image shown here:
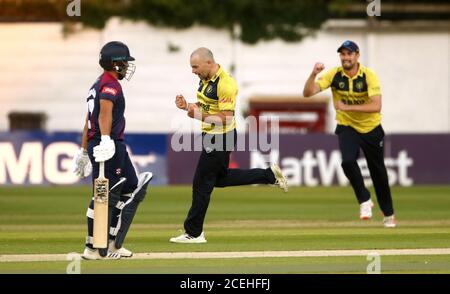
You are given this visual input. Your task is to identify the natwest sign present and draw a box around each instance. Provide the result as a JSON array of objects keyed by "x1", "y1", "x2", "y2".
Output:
[
  {"x1": 250, "y1": 149, "x2": 413, "y2": 187},
  {"x1": 169, "y1": 133, "x2": 450, "y2": 186}
]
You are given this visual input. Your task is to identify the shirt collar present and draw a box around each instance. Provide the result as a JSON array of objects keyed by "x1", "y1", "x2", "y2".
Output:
[
  {"x1": 205, "y1": 65, "x2": 223, "y2": 83},
  {"x1": 356, "y1": 63, "x2": 364, "y2": 77},
  {"x1": 104, "y1": 71, "x2": 118, "y2": 81},
  {"x1": 341, "y1": 63, "x2": 364, "y2": 79}
]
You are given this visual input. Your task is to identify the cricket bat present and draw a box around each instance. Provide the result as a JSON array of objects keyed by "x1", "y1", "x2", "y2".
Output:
[{"x1": 93, "y1": 161, "x2": 109, "y2": 248}]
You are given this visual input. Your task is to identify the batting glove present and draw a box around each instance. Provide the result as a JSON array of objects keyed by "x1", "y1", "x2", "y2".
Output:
[
  {"x1": 72, "y1": 148, "x2": 92, "y2": 178},
  {"x1": 93, "y1": 135, "x2": 116, "y2": 162}
]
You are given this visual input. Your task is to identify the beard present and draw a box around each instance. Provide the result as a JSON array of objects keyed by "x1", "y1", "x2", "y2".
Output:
[{"x1": 342, "y1": 61, "x2": 355, "y2": 70}]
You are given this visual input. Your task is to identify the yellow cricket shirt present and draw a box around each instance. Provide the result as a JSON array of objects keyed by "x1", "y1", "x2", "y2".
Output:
[
  {"x1": 316, "y1": 64, "x2": 382, "y2": 133},
  {"x1": 196, "y1": 66, "x2": 237, "y2": 134}
]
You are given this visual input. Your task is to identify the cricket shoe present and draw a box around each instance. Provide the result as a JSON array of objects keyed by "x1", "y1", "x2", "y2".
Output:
[
  {"x1": 270, "y1": 163, "x2": 288, "y2": 192},
  {"x1": 359, "y1": 199, "x2": 374, "y2": 220},
  {"x1": 108, "y1": 240, "x2": 133, "y2": 258},
  {"x1": 82, "y1": 247, "x2": 121, "y2": 260},
  {"x1": 169, "y1": 232, "x2": 207, "y2": 244},
  {"x1": 383, "y1": 215, "x2": 397, "y2": 228}
]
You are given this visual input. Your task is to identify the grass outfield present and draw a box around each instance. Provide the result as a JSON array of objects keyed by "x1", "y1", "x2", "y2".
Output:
[{"x1": 0, "y1": 185, "x2": 449, "y2": 273}]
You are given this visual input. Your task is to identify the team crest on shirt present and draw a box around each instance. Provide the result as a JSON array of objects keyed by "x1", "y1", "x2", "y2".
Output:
[
  {"x1": 356, "y1": 81, "x2": 364, "y2": 91},
  {"x1": 115, "y1": 168, "x2": 122, "y2": 175},
  {"x1": 205, "y1": 85, "x2": 213, "y2": 94},
  {"x1": 102, "y1": 87, "x2": 117, "y2": 96},
  {"x1": 200, "y1": 103, "x2": 210, "y2": 112},
  {"x1": 339, "y1": 82, "x2": 345, "y2": 89}
]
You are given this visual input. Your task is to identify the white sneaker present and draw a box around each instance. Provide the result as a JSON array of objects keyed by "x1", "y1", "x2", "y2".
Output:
[
  {"x1": 108, "y1": 240, "x2": 133, "y2": 258},
  {"x1": 169, "y1": 232, "x2": 207, "y2": 244},
  {"x1": 270, "y1": 163, "x2": 288, "y2": 192},
  {"x1": 359, "y1": 199, "x2": 374, "y2": 220},
  {"x1": 383, "y1": 215, "x2": 397, "y2": 228},
  {"x1": 82, "y1": 247, "x2": 121, "y2": 260}
]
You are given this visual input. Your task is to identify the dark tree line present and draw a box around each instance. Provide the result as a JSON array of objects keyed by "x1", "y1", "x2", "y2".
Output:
[{"x1": 0, "y1": 0, "x2": 448, "y2": 44}]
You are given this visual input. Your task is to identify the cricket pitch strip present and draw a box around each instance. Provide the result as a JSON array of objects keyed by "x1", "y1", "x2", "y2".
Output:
[{"x1": 2, "y1": 248, "x2": 450, "y2": 262}]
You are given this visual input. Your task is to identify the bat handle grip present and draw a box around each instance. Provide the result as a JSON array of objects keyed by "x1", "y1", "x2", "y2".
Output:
[{"x1": 99, "y1": 161, "x2": 105, "y2": 178}]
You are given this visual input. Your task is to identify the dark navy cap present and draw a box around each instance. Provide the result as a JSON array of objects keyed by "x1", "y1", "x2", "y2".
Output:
[{"x1": 337, "y1": 40, "x2": 359, "y2": 53}]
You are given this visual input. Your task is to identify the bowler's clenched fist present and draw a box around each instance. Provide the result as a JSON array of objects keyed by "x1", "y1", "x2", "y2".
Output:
[{"x1": 175, "y1": 94, "x2": 187, "y2": 110}]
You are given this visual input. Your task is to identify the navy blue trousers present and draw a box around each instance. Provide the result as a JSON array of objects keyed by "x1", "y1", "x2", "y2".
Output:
[
  {"x1": 335, "y1": 124, "x2": 394, "y2": 216},
  {"x1": 85, "y1": 139, "x2": 138, "y2": 248},
  {"x1": 88, "y1": 139, "x2": 138, "y2": 194}
]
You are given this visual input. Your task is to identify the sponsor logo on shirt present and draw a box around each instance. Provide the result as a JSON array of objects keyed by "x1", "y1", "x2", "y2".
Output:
[
  {"x1": 219, "y1": 97, "x2": 233, "y2": 104},
  {"x1": 102, "y1": 87, "x2": 117, "y2": 96}
]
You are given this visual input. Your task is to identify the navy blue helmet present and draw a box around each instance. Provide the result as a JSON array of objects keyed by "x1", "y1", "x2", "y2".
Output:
[{"x1": 99, "y1": 41, "x2": 136, "y2": 80}]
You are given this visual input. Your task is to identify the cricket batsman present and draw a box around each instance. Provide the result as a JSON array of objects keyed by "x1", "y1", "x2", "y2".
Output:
[{"x1": 72, "y1": 41, "x2": 153, "y2": 259}]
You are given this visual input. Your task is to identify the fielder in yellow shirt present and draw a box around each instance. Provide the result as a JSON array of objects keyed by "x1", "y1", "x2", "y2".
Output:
[
  {"x1": 303, "y1": 40, "x2": 396, "y2": 228},
  {"x1": 170, "y1": 47, "x2": 288, "y2": 243}
]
